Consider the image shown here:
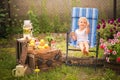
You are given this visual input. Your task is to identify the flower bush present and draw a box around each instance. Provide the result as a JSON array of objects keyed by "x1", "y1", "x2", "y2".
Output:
[
  {"x1": 97, "y1": 18, "x2": 120, "y2": 40},
  {"x1": 100, "y1": 32, "x2": 120, "y2": 62}
]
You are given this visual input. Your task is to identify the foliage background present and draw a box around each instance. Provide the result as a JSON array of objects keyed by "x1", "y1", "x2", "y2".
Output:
[{"x1": 0, "y1": 0, "x2": 120, "y2": 37}]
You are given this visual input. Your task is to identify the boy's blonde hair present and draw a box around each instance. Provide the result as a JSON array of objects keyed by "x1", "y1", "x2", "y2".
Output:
[{"x1": 78, "y1": 17, "x2": 89, "y2": 26}]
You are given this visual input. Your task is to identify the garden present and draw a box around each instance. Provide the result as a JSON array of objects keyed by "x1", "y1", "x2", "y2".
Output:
[
  {"x1": 0, "y1": 32, "x2": 120, "y2": 80},
  {"x1": 0, "y1": 0, "x2": 120, "y2": 80}
]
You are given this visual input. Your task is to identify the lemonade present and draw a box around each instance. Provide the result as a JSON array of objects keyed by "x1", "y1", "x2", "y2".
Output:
[{"x1": 23, "y1": 20, "x2": 33, "y2": 39}]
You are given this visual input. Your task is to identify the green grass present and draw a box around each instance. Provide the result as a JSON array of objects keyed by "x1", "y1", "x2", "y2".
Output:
[
  {"x1": 0, "y1": 37, "x2": 120, "y2": 80},
  {"x1": 0, "y1": 48, "x2": 16, "y2": 80},
  {"x1": 18, "y1": 66, "x2": 113, "y2": 80}
]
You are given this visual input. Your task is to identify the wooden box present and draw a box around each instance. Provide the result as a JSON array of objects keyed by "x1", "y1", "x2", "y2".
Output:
[{"x1": 27, "y1": 49, "x2": 62, "y2": 71}]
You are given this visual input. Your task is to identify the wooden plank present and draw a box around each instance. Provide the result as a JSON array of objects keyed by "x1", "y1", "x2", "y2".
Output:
[
  {"x1": 68, "y1": 48, "x2": 96, "y2": 52},
  {"x1": 16, "y1": 38, "x2": 28, "y2": 65}
]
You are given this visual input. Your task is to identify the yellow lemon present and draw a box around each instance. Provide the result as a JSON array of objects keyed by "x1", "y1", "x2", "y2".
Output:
[
  {"x1": 39, "y1": 39, "x2": 45, "y2": 46},
  {"x1": 41, "y1": 46, "x2": 45, "y2": 49},
  {"x1": 40, "y1": 39, "x2": 44, "y2": 42},
  {"x1": 44, "y1": 44, "x2": 49, "y2": 49},
  {"x1": 38, "y1": 45, "x2": 42, "y2": 49},
  {"x1": 29, "y1": 42, "x2": 35, "y2": 46},
  {"x1": 30, "y1": 39, "x2": 35, "y2": 43}
]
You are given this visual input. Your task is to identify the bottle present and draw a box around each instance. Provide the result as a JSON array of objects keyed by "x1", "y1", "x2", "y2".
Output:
[{"x1": 23, "y1": 20, "x2": 33, "y2": 40}]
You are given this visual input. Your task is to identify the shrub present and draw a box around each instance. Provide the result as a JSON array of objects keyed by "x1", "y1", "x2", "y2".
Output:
[
  {"x1": 100, "y1": 32, "x2": 120, "y2": 62},
  {"x1": 97, "y1": 18, "x2": 120, "y2": 40}
]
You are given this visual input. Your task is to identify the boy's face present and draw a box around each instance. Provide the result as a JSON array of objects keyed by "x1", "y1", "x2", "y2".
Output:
[{"x1": 78, "y1": 18, "x2": 87, "y2": 28}]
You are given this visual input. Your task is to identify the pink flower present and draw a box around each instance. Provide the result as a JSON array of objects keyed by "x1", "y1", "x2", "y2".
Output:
[
  {"x1": 113, "y1": 34, "x2": 117, "y2": 39},
  {"x1": 102, "y1": 23, "x2": 106, "y2": 29},
  {"x1": 104, "y1": 46, "x2": 108, "y2": 50},
  {"x1": 106, "y1": 57, "x2": 110, "y2": 62},
  {"x1": 112, "y1": 51, "x2": 117, "y2": 55},
  {"x1": 117, "y1": 32, "x2": 120, "y2": 37},
  {"x1": 104, "y1": 49, "x2": 110, "y2": 55},
  {"x1": 100, "y1": 44, "x2": 105, "y2": 49},
  {"x1": 100, "y1": 31, "x2": 120, "y2": 62},
  {"x1": 108, "y1": 39, "x2": 112, "y2": 43},
  {"x1": 100, "y1": 38, "x2": 104, "y2": 43},
  {"x1": 108, "y1": 19, "x2": 114, "y2": 24},
  {"x1": 114, "y1": 23, "x2": 117, "y2": 26},
  {"x1": 106, "y1": 50, "x2": 111, "y2": 54},
  {"x1": 114, "y1": 39, "x2": 119, "y2": 43},
  {"x1": 97, "y1": 24, "x2": 100, "y2": 29},
  {"x1": 110, "y1": 40, "x2": 115, "y2": 45},
  {"x1": 116, "y1": 57, "x2": 120, "y2": 63},
  {"x1": 114, "y1": 34, "x2": 118, "y2": 39},
  {"x1": 117, "y1": 18, "x2": 120, "y2": 23},
  {"x1": 101, "y1": 19, "x2": 105, "y2": 23},
  {"x1": 110, "y1": 29, "x2": 113, "y2": 32},
  {"x1": 109, "y1": 49, "x2": 113, "y2": 53}
]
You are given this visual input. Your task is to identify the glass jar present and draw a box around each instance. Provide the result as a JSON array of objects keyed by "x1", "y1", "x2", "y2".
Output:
[{"x1": 23, "y1": 20, "x2": 33, "y2": 39}]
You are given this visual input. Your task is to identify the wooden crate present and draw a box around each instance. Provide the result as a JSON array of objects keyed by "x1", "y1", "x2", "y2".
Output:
[
  {"x1": 16, "y1": 38, "x2": 28, "y2": 65},
  {"x1": 27, "y1": 49, "x2": 62, "y2": 71},
  {"x1": 16, "y1": 38, "x2": 63, "y2": 71}
]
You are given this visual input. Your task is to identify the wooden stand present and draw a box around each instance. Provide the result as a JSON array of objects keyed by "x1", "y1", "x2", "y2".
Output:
[
  {"x1": 27, "y1": 49, "x2": 62, "y2": 71},
  {"x1": 16, "y1": 38, "x2": 63, "y2": 71}
]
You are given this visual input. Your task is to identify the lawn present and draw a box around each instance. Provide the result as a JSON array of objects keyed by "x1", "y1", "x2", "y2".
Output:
[{"x1": 0, "y1": 35, "x2": 120, "y2": 80}]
